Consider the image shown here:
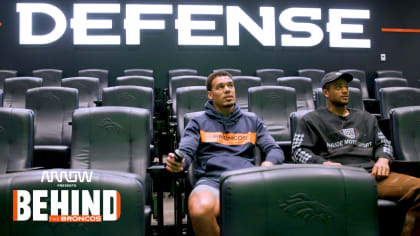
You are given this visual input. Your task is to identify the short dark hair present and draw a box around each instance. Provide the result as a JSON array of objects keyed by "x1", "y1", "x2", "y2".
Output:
[{"x1": 206, "y1": 71, "x2": 232, "y2": 91}]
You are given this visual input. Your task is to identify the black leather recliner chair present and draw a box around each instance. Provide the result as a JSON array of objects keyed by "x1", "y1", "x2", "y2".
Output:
[
  {"x1": 277, "y1": 76, "x2": 315, "y2": 111},
  {"x1": 220, "y1": 165, "x2": 379, "y2": 236},
  {"x1": 78, "y1": 69, "x2": 108, "y2": 99},
  {"x1": 0, "y1": 169, "x2": 146, "y2": 236},
  {"x1": 298, "y1": 68, "x2": 326, "y2": 92},
  {"x1": 32, "y1": 69, "x2": 62, "y2": 87},
  {"x1": 0, "y1": 70, "x2": 18, "y2": 90},
  {"x1": 70, "y1": 106, "x2": 152, "y2": 230},
  {"x1": 168, "y1": 69, "x2": 198, "y2": 79},
  {"x1": 232, "y1": 76, "x2": 261, "y2": 111},
  {"x1": 70, "y1": 106, "x2": 151, "y2": 197},
  {"x1": 62, "y1": 77, "x2": 100, "y2": 108},
  {"x1": 102, "y1": 85, "x2": 154, "y2": 136},
  {"x1": 248, "y1": 86, "x2": 297, "y2": 161},
  {"x1": 376, "y1": 70, "x2": 403, "y2": 78},
  {"x1": 3, "y1": 77, "x2": 43, "y2": 108},
  {"x1": 176, "y1": 86, "x2": 208, "y2": 139},
  {"x1": 0, "y1": 108, "x2": 34, "y2": 173},
  {"x1": 390, "y1": 105, "x2": 420, "y2": 169},
  {"x1": 374, "y1": 77, "x2": 408, "y2": 99},
  {"x1": 213, "y1": 68, "x2": 242, "y2": 76},
  {"x1": 116, "y1": 75, "x2": 154, "y2": 88},
  {"x1": 124, "y1": 68, "x2": 154, "y2": 77},
  {"x1": 255, "y1": 68, "x2": 284, "y2": 85},
  {"x1": 379, "y1": 87, "x2": 420, "y2": 119},
  {"x1": 169, "y1": 76, "x2": 207, "y2": 114},
  {"x1": 26, "y1": 87, "x2": 78, "y2": 168},
  {"x1": 102, "y1": 85, "x2": 154, "y2": 111}
]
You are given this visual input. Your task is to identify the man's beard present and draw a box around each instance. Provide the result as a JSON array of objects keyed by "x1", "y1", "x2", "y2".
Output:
[
  {"x1": 331, "y1": 100, "x2": 348, "y2": 107},
  {"x1": 223, "y1": 102, "x2": 234, "y2": 108}
]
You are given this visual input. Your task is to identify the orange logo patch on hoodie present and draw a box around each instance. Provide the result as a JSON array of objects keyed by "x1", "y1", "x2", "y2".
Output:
[{"x1": 200, "y1": 131, "x2": 256, "y2": 145}]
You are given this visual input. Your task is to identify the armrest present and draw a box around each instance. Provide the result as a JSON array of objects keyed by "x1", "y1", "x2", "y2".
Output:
[
  {"x1": 147, "y1": 165, "x2": 187, "y2": 179},
  {"x1": 7, "y1": 167, "x2": 44, "y2": 173},
  {"x1": 377, "y1": 118, "x2": 390, "y2": 139},
  {"x1": 363, "y1": 99, "x2": 380, "y2": 114},
  {"x1": 391, "y1": 160, "x2": 420, "y2": 178},
  {"x1": 94, "y1": 100, "x2": 103, "y2": 106}
]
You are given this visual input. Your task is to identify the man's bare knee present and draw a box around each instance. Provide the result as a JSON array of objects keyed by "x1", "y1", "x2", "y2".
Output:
[{"x1": 189, "y1": 190, "x2": 219, "y2": 218}]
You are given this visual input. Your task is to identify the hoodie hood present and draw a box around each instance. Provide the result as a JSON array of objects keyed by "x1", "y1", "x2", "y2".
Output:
[{"x1": 204, "y1": 100, "x2": 242, "y2": 128}]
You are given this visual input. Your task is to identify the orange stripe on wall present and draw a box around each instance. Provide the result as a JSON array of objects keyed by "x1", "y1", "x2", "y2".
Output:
[
  {"x1": 200, "y1": 131, "x2": 256, "y2": 145},
  {"x1": 382, "y1": 28, "x2": 420, "y2": 33}
]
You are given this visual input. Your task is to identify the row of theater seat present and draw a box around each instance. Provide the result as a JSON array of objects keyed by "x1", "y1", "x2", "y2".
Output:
[
  {"x1": 0, "y1": 164, "x2": 381, "y2": 236},
  {"x1": 0, "y1": 68, "x2": 417, "y2": 109},
  {"x1": 0, "y1": 76, "x2": 419, "y2": 163},
  {"x1": 1, "y1": 104, "x2": 419, "y2": 235},
  {"x1": 0, "y1": 68, "x2": 413, "y2": 93}
]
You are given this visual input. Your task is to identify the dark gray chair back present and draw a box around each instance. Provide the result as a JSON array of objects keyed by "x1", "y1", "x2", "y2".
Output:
[
  {"x1": 62, "y1": 77, "x2": 99, "y2": 108},
  {"x1": 390, "y1": 106, "x2": 420, "y2": 161},
  {"x1": 232, "y1": 76, "x2": 261, "y2": 111},
  {"x1": 116, "y1": 75, "x2": 154, "y2": 88},
  {"x1": 102, "y1": 86, "x2": 154, "y2": 135},
  {"x1": 170, "y1": 76, "x2": 206, "y2": 114},
  {"x1": 71, "y1": 106, "x2": 151, "y2": 180},
  {"x1": 0, "y1": 70, "x2": 17, "y2": 91},
  {"x1": 176, "y1": 86, "x2": 208, "y2": 138},
  {"x1": 0, "y1": 169, "x2": 146, "y2": 236},
  {"x1": 213, "y1": 68, "x2": 242, "y2": 76},
  {"x1": 374, "y1": 77, "x2": 408, "y2": 99},
  {"x1": 255, "y1": 69, "x2": 284, "y2": 85},
  {"x1": 0, "y1": 108, "x2": 33, "y2": 173},
  {"x1": 277, "y1": 76, "x2": 314, "y2": 110},
  {"x1": 315, "y1": 87, "x2": 364, "y2": 110},
  {"x1": 339, "y1": 69, "x2": 369, "y2": 99},
  {"x1": 168, "y1": 69, "x2": 198, "y2": 79},
  {"x1": 220, "y1": 165, "x2": 379, "y2": 236},
  {"x1": 103, "y1": 86, "x2": 154, "y2": 111},
  {"x1": 379, "y1": 87, "x2": 420, "y2": 119},
  {"x1": 169, "y1": 75, "x2": 206, "y2": 98},
  {"x1": 124, "y1": 68, "x2": 154, "y2": 77},
  {"x1": 248, "y1": 86, "x2": 297, "y2": 143},
  {"x1": 298, "y1": 69, "x2": 326, "y2": 91},
  {"x1": 78, "y1": 69, "x2": 108, "y2": 99},
  {"x1": 3, "y1": 77, "x2": 43, "y2": 108},
  {"x1": 26, "y1": 87, "x2": 78, "y2": 146},
  {"x1": 348, "y1": 78, "x2": 362, "y2": 91},
  {"x1": 32, "y1": 69, "x2": 62, "y2": 87},
  {"x1": 376, "y1": 70, "x2": 403, "y2": 78}
]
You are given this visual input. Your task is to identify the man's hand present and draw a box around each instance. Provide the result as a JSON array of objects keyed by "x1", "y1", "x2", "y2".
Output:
[
  {"x1": 371, "y1": 157, "x2": 390, "y2": 179},
  {"x1": 261, "y1": 161, "x2": 274, "y2": 167},
  {"x1": 323, "y1": 161, "x2": 342, "y2": 166},
  {"x1": 166, "y1": 153, "x2": 184, "y2": 173}
]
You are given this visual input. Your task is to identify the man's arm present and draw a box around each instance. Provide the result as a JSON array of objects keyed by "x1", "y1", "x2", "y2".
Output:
[
  {"x1": 371, "y1": 119, "x2": 394, "y2": 179},
  {"x1": 255, "y1": 118, "x2": 284, "y2": 165},
  {"x1": 291, "y1": 116, "x2": 329, "y2": 164},
  {"x1": 166, "y1": 119, "x2": 200, "y2": 173}
]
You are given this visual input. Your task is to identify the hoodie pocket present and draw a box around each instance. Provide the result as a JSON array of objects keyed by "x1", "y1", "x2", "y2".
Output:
[{"x1": 205, "y1": 155, "x2": 254, "y2": 178}]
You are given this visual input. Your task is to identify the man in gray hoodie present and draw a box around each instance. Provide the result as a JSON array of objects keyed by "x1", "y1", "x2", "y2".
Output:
[{"x1": 166, "y1": 70, "x2": 284, "y2": 236}]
